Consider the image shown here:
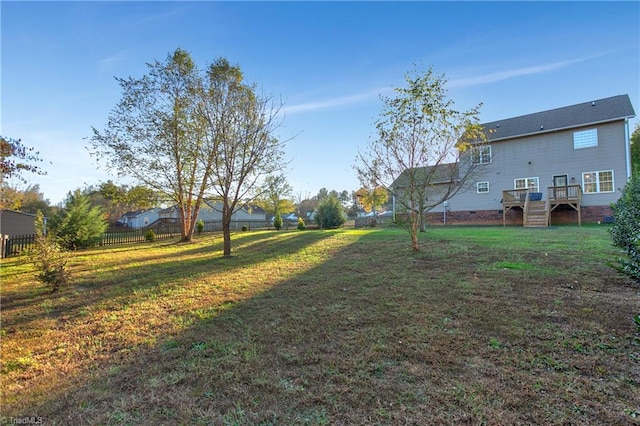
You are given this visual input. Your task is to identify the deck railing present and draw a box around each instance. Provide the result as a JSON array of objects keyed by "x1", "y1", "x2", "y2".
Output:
[
  {"x1": 502, "y1": 189, "x2": 531, "y2": 208},
  {"x1": 547, "y1": 185, "x2": 582, "y2": 204},
  {"x1": 502, "y1": 185, "x2": 583, "y2": 226}
]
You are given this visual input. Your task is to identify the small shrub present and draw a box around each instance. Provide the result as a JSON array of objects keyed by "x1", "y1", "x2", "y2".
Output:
[
  {"x1": 315, "y1": 195, "x2": 346, "y2": 229},
  {"x1": 610, "y1": 174, "x2": 640, "y2": 282},
  {"x1": 297, "y1": 217, "x2": 306, "y2": 231},
  {"x1": 241, "y1": 225, "x2": 249, "y2": 232},
  {"x1": 145, "y1": 229, "x2": 156, "y2": 242},
  {"x1": 49, "y1": 189, "x2": 108, "y2": 250},
  {"x1": 196, "y1": 220, "x2": 205, "y2": 235},
  {"x1": 28, "y1": 211, "x2": 70, "y2": 293},
  {"x1": 273, "y1": 212, "x2": 283, "y2": 231}
]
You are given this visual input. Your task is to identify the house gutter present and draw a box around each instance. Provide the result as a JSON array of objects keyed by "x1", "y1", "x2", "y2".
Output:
[{"x1": 625, "y1": 117, "x2": 632, "y2": 180}]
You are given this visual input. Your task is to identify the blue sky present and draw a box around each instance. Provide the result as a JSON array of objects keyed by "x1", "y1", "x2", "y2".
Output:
[{"x1": 2, "y1": 1, "x2": 639, "y2": 205}]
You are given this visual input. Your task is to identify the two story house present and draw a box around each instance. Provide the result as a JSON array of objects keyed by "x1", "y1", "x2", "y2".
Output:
[{"x1": 420, "y1": 94, "x2": 635, "y2": 226}]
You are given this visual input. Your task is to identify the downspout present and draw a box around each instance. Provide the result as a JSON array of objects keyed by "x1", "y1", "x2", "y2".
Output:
[{"x1": 624, "y1": 117, "x2": 632, "y2": 180}]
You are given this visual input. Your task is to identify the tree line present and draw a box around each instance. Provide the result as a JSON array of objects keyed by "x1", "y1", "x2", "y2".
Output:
[{"x1": 4, "y1": 57, "x2": 640, "y2": 257}]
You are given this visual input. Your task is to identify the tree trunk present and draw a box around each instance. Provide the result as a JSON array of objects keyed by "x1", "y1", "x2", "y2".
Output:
[
  {"x1": 419, "y1": 200, "x2": 427, "y2": 233},
  {"x1": 222, "y1": 202, "x2": 232, "y2": 257},
  {"x1": 179, "y1": 202, "x2": 203, "y2": 242},
  {"x1": 185, "y1": 206, "x2": 200, "y2": 241},
  {"x1": 410, "y1": 210, "x2": 420, "y2": 251},
  {"x1": 179, "y1": 206, "x2": 192, "y2": 242}
]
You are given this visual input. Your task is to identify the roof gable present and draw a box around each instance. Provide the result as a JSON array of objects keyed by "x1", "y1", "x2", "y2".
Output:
[
  {"x1": 0, "y1": 209, "x2": 37, "y2": 218},
  {"x1": 482, "y1": 94, "x2": 635, "y2": 142},
  {"x1": 393, "y1": 163, "x2": 459, "y2": 189},
  {"x1": 122, "y1": 208, "x2": 160, "y2": 218}
]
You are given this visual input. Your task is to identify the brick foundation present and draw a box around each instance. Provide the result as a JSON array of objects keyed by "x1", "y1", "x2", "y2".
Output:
[{"x1": 425, "y1": 205, "x2": 613, "y2": 226}]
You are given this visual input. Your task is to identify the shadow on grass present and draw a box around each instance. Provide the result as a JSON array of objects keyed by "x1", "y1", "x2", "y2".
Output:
[
  {"x1": 0, "y1": 230, "x2": 334, "y2": 331},
  {"x1": 3, "y1": 228, "x2": 639, "y2": 425}
]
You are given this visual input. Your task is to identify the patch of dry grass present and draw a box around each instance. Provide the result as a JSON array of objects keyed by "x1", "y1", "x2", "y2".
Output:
[{"x1": 1, "y1": 226, "x2": 639, "y2": 424}]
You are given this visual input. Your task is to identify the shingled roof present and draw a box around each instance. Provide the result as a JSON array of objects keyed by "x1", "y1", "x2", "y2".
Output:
[
  {"x1": 392, "y1": 162, "x2": 459, "y2": 189},
  {"x1": 482, "y1": 94, "x2": 635, "y2": 142}
]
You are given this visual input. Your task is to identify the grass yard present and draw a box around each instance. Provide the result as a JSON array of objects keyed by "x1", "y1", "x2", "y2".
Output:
[{"x1": 1, "y1": 226, "x2": 639, "y2": 425}]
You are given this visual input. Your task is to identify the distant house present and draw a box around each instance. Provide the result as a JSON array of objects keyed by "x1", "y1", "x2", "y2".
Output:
[
  {"x1": 118, "y1": 208, "x2": 162, "y2": 229},
  {"x1": 200, "y1": 200, "x2": 267, "y2": 221},
  {"x1": 159, "y1": 206, "x2": 180, "y2": 221},
  {"x1": 158, "y1": 201, "x2": 267, "y2": 222},
  {"x1": 393, "y1": 95, "x2": 636, "y2": 226},
  {"x1": 0, "y1": 210, "x2": 40, "y2": 236}
]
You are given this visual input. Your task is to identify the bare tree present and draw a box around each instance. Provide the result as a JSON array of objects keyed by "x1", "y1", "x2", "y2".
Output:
[
  {"x1": 294, "y1": 192, "x2": 317, "y2": 219},
  {"x1": 201, "y1": 59, "x2": 287, "y2": 257},
  {"x1": 356, "y1": 67, "x2": 487, "y2": 251}
]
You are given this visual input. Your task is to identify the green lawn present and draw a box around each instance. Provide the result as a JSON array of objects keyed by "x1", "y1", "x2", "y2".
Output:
[{"x1": 1, "y1": 226, "x2": 639, "y2": 424}]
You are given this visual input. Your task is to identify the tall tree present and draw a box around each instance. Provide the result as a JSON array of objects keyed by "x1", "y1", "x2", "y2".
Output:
[
  {"x1": 355, "y1": 186, "x2": 388, "y2": 213},
  {"x1": 295, "y1": 195, "x2": 319, "y2": 220},
  {"x1": 84, "y1": 181, "x2": 160, "y2": 223},
  {"x1": 0, "y1": 136, "x2": 45, "y2": 183},
  {"x1": 91, "y1": 50, "x2": 287, "y2": 251},
  {"x1": 255, "y1": 174, "x2": 294, "y2": 215},
  {"x1": 126, "y1": 185, "x2": 159, "y2": 210},
  {"x1": 83, "y1": 181, "x2": 127, "y2": 223},
  {"x1": 338, "y1": 190, "x2": 351, "y2": 207},
  {"x1": 0, "y1": 184, "x2": 51, "y2": 215},
  {"x1": 631, "y1": 123, "x2": 640, "y2": 174},
  {"x1": 90, "y1": 49, "x2": 209, "y2": 241},
  {"x1": 316, "y1": 187, "x2": 329, "y2": 200},
  {"x1": 201, "y1": 59, "x2": 287, "y2": 257},
  {"x1": 356, "y1": 66, "x2": 487, "y2": 251}
]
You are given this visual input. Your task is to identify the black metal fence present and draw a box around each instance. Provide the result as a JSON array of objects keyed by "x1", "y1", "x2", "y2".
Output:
[
  {"x1": 0, "y1": 219, "x2": 289, "y2": 258},
  {"x1": 1, "y1": 234, "x2": 36, "y2": 258},
  {"x1": 99, "y1": 228, "x2": 182, "y2": 246}
]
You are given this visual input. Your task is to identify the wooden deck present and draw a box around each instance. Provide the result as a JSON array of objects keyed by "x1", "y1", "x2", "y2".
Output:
[
  {"x1": 502, "y1": 185, "x2": 582, "y2": 227},
  {"x1": 547, "y1": 185, "x2": 583, "y2": 226}
]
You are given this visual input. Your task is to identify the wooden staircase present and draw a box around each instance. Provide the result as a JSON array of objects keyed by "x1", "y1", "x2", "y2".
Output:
[{"x1": 524, "y1": 200, "x2": 548, "y2": 227}]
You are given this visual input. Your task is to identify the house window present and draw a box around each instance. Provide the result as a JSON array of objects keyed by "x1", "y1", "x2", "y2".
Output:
[
  {"x1": 476, "y1": 181, "x2": 489, "y2": 193},
  {"x1": 514, "y1": 177, "x2": 539, "y2": 192},
  {"x1": 582, "y1": 170, "x2": 614, "y2": 193},
  {"x1": 472, "y1": 145, "x2": 492, "y2": 165},
  {"x1": 573, "y1": 128, "x2": 598, "y2": 149}
]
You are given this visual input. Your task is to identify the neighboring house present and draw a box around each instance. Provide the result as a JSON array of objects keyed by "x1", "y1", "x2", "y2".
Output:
[
  {"x1": 159, "y1": 206, "x2": 180, "y2": 221},
  {"x1": 0, "y1": 210, "x2": 39, "y2": 236},
  {"x1": 394, "y1": 94, "x2": 636, "y2": 226},
  {"x1": 198, "y1": 200, "x2": 267, "y2": 222},
  {"x1": 118, "y1": 208, "x2": 162, "y2": 229},
  {"x1": 159, "y1": 201, "x2": 267, "y2": 222}
]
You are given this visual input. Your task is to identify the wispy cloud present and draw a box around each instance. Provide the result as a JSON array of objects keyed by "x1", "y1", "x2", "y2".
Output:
[
  {"x1": 126, "y1": 8, "x2": 186, "y2": 28},
  {"x1": 283, "y1": 86, "x2": 393, "y2": 115},
  {"x1": 449, "y1": 56, "x2": 599, "y2": 88},
  {"x1": 98, "y1": 52, "x2": 128, "y2": 71},
  {"x1": 282, "y1": 54, "x2": 603, "y2": 115}
]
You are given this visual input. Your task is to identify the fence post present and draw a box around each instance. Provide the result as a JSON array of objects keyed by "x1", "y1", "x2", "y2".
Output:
[{"x1": 1, "y1": 235, "x2": 8, "y2": 259}]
